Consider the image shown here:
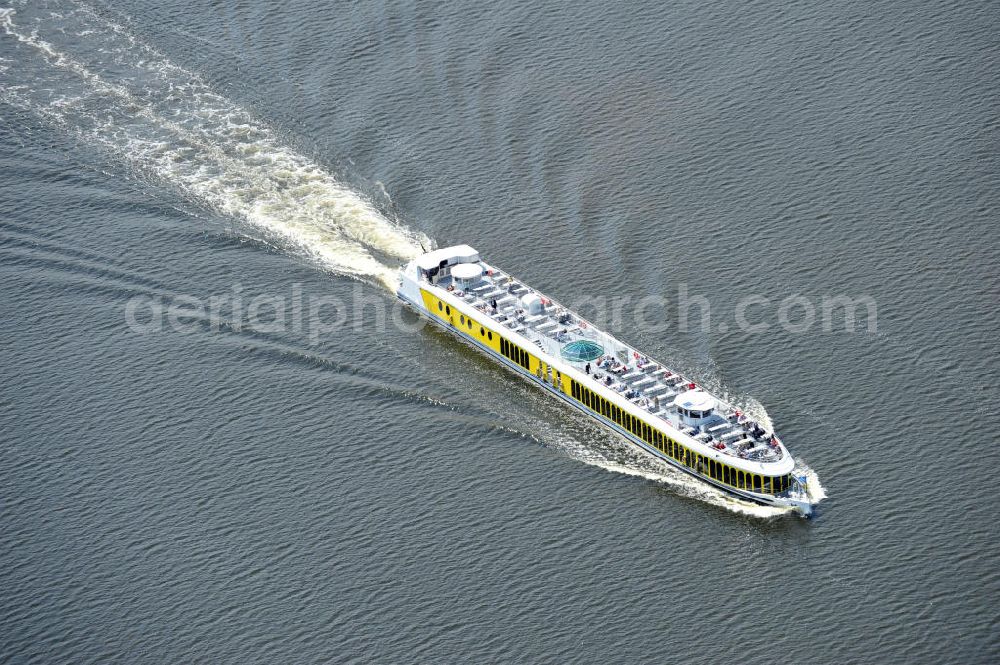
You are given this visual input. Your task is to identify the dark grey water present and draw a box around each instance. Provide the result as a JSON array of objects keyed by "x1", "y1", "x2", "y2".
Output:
[{"x1": 2, "y1": 1, "x2": 998, "y2": 662}]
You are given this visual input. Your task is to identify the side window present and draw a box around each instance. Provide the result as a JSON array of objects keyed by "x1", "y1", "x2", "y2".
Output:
[{"x1": 438, "y1": 302, "x2": 443, "y2": 311}]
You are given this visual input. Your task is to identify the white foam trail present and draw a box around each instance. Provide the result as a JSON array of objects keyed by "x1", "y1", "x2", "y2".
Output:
[
  {"x1": 802, "y1": 464, "x2": 827, "y2": 502},
  {"x1": 0, "y1": 4, "x2": 431, "y2": 289}
]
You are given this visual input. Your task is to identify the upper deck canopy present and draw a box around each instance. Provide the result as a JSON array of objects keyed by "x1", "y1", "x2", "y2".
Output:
[{"x1": 416, "y1": 245, "x2": 479, "y2": 271}]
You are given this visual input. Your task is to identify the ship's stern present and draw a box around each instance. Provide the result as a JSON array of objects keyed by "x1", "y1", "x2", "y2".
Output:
[{"x1": 396, "y1": 259, "x2": 424, "y2": 309}]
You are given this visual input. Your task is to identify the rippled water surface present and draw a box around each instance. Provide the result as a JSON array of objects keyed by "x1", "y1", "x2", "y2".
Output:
[{"x1": 2, "y1": 1, "x2": 997, "y2": 662}]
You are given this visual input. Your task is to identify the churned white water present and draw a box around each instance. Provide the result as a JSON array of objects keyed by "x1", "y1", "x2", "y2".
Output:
[{"x1": 0, "y1": 5, "x2": 430, "y2": 289}]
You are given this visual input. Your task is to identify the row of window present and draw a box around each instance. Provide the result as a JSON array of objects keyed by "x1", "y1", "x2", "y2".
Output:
[
  {"x1": 458, "y1": 313, "x2": 494, "y2": 341},
  {"x1": 569, "y1": 379, "x2": 790, "y2": 495},
  {"x1": 500, "y1": 337, "x2": 532, "y2": 370},
  {"x1": 438, "y1": 295, "x2": 527, "y2": 370}
]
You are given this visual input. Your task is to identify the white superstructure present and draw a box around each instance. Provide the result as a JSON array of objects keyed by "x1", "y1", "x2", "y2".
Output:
[{"x1": 397, "y1": 245, "x2": 817, "y2": 516}]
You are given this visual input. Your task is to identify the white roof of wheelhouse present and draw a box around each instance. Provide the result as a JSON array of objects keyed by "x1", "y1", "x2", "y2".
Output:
[{"x1": 673, "y1": 390, "x2": 715, "y2": 412}]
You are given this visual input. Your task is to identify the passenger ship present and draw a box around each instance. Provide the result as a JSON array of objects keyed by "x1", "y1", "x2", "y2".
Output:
[{"x1": 397, "y1": 245, "x2": 816, "y2": 516}]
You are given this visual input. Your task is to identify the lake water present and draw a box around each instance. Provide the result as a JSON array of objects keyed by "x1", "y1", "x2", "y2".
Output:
[{"x1": 1, "y1": 1, "x2": 997, "y2": 662}]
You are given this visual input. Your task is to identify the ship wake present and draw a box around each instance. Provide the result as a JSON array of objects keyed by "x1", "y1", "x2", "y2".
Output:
[{"x1": 0, "y1": 2, "x2": 430, "y2": 289}]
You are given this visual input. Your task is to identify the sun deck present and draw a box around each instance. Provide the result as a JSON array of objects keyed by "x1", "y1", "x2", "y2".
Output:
[{"x1": 430, "y1": 263, "x2": 785, "y2": 464}]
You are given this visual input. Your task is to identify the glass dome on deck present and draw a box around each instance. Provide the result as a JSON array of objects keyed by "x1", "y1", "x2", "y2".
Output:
[{"x1": 560, "y1": 340, "x2": 604, "y2": 362}]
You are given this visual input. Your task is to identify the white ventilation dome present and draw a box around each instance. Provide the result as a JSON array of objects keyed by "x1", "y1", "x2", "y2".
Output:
[{"x1": 520, "y1": 293, "x2": 543, "y2": 315}]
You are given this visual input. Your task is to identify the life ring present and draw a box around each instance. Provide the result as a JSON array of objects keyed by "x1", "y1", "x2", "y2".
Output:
[
  {"x1": 688, "y1": 382, "x2": 696, "y2": 390},
  {"x1": 580, "y1": 321, "x2": 588, "y2": 329}
]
